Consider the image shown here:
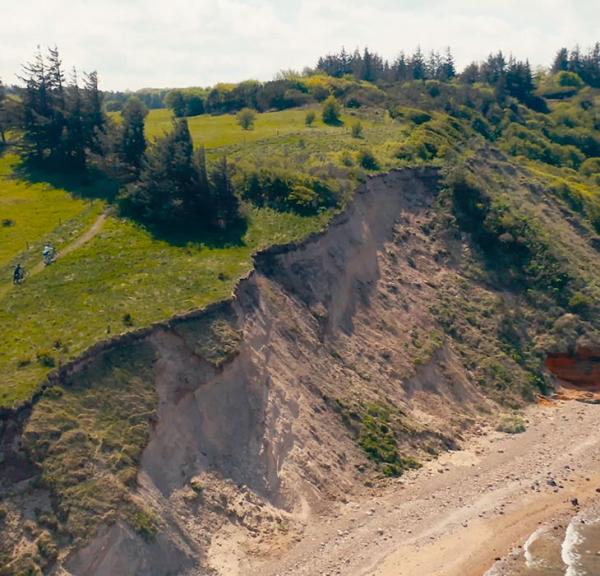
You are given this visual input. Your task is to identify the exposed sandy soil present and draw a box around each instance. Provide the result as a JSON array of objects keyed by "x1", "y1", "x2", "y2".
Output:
[{"x1": 248, "y1": 394, "x2": 600, "y2": 576}]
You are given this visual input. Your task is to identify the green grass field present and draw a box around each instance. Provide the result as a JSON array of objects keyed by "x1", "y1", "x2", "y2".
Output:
[
  {"x1": 0, "y1": 155, "x2": 94, "y2": 268},
  {"x1": 144, "y1": 106, "x2": 376, "y2": 147}
]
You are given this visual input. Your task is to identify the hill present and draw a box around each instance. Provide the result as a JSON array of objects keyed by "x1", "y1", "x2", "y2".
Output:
[{"x1": 1, "y1": 45, "x2": 600, "y2": 575}]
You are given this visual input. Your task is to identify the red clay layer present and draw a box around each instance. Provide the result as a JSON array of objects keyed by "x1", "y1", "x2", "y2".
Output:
[{"x1": 546, "y1": 347, "x2": 600, "y2": 389}]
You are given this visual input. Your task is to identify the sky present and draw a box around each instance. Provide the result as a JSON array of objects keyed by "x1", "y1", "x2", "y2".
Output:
[{"x1": 1, "y1": 0, "x2": 599, "y2": 91}]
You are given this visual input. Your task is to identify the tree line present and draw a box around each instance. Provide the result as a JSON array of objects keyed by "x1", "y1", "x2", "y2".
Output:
[
  {"x1": 317, "y1": 47, "x2": 456, "y2": 83},
  {"x1": 551, "y1": 43, "x2": 600, "y2": 88}
]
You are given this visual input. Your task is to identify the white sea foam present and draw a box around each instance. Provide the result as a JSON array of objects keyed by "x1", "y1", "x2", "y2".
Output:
[
  {"x1": 523, "y1": 526, "x2": 548, "y2": 568},
  {"x1": 562, "y1": 520, "x2": 584, "y2": 576}
]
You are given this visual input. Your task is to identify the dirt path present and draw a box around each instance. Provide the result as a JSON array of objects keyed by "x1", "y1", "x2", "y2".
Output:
[
  {"x1": 29, "y1": 211, "x2": 108, "y2": 276},
  {"x1": 0, "y1": 211, "x2": 108, "y2": 298},
  {"x1": 249, "y1": 397, "x2": 600, "y2": 576}
]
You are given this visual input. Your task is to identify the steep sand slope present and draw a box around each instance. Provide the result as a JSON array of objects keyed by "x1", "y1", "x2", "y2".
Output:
[{"x1": 55, "y1": 166, "x2": 494, "y2": 575}]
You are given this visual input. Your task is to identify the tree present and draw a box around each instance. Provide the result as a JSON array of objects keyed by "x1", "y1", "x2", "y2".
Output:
[
  {"x1": 441, "y1": 48, "x2": 456, "y2": 81},
  {"x1": 209, "y1": 156, "x2": 240, "y2": 229},
  {"x1": 552, "y1": 48, "x2": 570, "y2": 73},
  {"x1": 165, "y1": 90, "x2": 186, "y2": 117},
  {"x1": 63, "y1": 69, "x2": 86, "y2": 169},
  {"x1": 121, "y1": 119, "x2": 200, "y2": 224},
  {"x1": 322, "y1": 95, "x2": 342, "y2": 125},
  {"x1": 19, "y1": 46, "x2": 105, "y2": 168},
  {"x1": 120, "y1": 97, "x2": 148, "y2": 176},
  {"x1": 20, "y1": 48, "x2": 55, "y2": 161},
  {"x1": 82, "y1": 70, "x2": 106, "y2": 154},
  {"x1": 237, "y1": 107, "x2": 257, "y2": 130},
  {"x1": 305, "y1": 110, "x2": 316, "y2": 126},
  {"x1": 410, "y1": 47, "x2": 427, "y2": 80}
]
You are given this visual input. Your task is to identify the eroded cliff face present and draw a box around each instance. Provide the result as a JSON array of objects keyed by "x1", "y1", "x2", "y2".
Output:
[
  {"x1": 547, "y1": 348, "x2": 600, "y2": 389},
  {"x1": 1, "y1": 168, "x2": 496, "y2": 575}
]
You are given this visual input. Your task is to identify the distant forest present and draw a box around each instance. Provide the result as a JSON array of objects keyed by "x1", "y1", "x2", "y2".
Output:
[{"x1": 104, "y1": 43, "x2": 600, "y2": 115}]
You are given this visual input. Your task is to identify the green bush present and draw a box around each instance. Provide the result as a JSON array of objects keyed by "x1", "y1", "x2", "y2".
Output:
[
  {"x1": 557, "y1": 71, "x2": 584, "y2": 88},
  {"x1": 236, "y1": 107, "x2": 257, "y2": 130},
  {"x1": 130, "y1": 509, "x2": 158, "y2": 541},
  {"x1": 322, "y1": 95, "x2": 342, "y2": 125},
  {"x1": 305, "y1": 110, "x2": 316, "y2": 127},
  {"x1": 357, "y1": 403, "x2": 420, "y2": 477},
  {"x1": 580, "y1": 157, "x2": 600, "y2": 177},
  {"x1": 36, "y1": 351, "x2": 56, "y2": 368},
  {"x1": 496, "y1": 414, "x2": 526, "y2": 434},
  {"x1": 568, "y1": 291, "x2": 592, "y2": 317},
  {"x1": 350, "y1": 120, "x2": 364, "y2": 139},
  {"x1": 240, "y1": 168, "x2": 336, "y2": 214},
  {"x1": 447, "y1": 168, "x2": 570, "y2": 293},
  {"x1": 358, "y1": 149, "x2": 379, "y2": 170}
]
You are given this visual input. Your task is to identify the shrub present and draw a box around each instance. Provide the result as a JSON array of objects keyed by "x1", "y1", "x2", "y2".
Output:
[
  {"x1": 240, "y1": 168, "x2": 336, "y2": 214},
  {"x1": 557, "y1": 71, "x2": 584, "y2": 88},
  {"x1": 236, "y1": 107, "x2": 257, "y2": 130},
  {"x1": 580, "y1": 157, "x2": 600, "y2": 177},
  {"x1": 447, "y1": 168, "x2": 570, "y2": 293},
  {"x1": 350, "y1": 120, "x2": 364, "y2": 139},
  {"x1": 130, "y1": 509, "x2": 158, "y2": 541},
  {"x1": 36, "y1": 351, "x2": 56, "y2": 368},
  {"x1": 358, "y1": 403, "x2": 421, "y2": 477},
  {"x1": 358, "y1": 149, "x2": 379, "y2": 170},
  {"x1": 568, "y1": 291, "x2": 592, "y2": 317},
  {"x1": 305, "y1": 110, "x2": 316, "y2": 127},
  {"x1": 340, "y1": 150, "x2": 354, "y2": 167},
  {"x1": 122, "y1": 313, "x2": 134, "y2": 326},
  {"x1": 496, "y1": 414, "x2": 526, "y2": 434},
  {"x1": 322, "y1": 95, "x2": 342, "y2": 125},
  {"x1": 391, "y1": 107, "x2": 432, "y2": 125}
]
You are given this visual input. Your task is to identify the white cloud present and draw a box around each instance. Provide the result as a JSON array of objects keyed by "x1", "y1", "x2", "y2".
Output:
[{"x1": 0, "y1": 0, "x2": 598, "y2": 90}]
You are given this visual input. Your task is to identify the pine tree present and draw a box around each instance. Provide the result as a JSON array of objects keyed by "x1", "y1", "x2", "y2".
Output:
[
  {"x1": 441, "y1": 48, "x2": 456, "y2": 81},
  {"x1": 63, "y1": 69, "x2": 86, "y2": 169},
  {"x1": 552, "y1": 48, "x2": 569, "y2": 73},
  {"x1": 45, "y1": 46, "x2": 67, "y2": 162},
  {"x1": 410, "y1": 47, "x2": 426, "y2": 80},
  {"x1": 121, "y1": 119, "x2": 200, "y2": 224},
  {"x1": 83, "y1": 71, "x2": 105, "y2": 154},
  {"x1": 120, "y1": 96, "x2": 148, "y2": 176},
  {"x1": 361, "y1": 48, "x2": 375, "y2": 82},
  {"x1": 20, "y1": 48, "x2": 52, "y2": 160},
  {"x1": 209, "y1": 156, "x2": 240, "y2": 229}
]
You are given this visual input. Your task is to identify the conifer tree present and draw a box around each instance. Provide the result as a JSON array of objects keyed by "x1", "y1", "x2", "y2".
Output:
[
  {"x1": 120, "y1": 96, "x2": 148, "y2": 176},
  {"x1": 209, "y1": 156, "x2": 240, "y2": 229},
  {"x1": 83, "y1": 71, "x2": 106, "y2": 154},
  {"x1": 64, "y1": 69, "x2": 86, "y2": 169},
  {"x1": 121, "y1": 119, "x2": 200, "y2": 224}
]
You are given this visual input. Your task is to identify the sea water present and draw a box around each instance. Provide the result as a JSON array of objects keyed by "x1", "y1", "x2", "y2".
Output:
[{"x1": 486, "y1": 506, "x2": 600, "y2": 576}]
